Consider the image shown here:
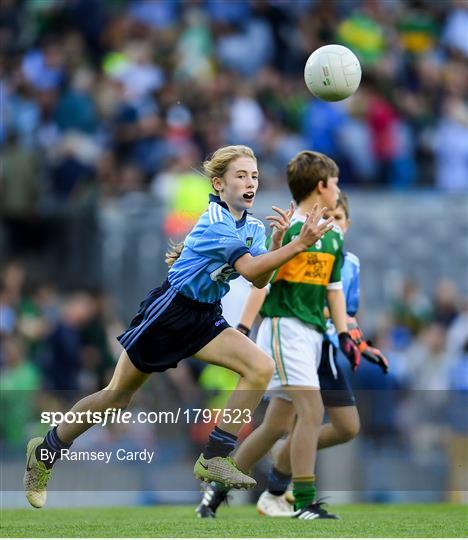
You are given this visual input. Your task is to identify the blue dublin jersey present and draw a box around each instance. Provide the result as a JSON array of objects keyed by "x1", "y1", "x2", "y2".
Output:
[
  {"x1": 168, "y1": 194, "x2": 267, "y2": 303},
  {"x1": 326, "y1": 251, "x2": 360, "y2": 347}
]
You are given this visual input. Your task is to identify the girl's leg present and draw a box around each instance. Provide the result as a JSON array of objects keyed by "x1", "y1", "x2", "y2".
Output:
[
  {"x1": 192, "y1": 327, "x2": 274, "y2": 487},
  {"x1": 24, "y1": 350, "x2": 149, "y2": 508},
  {"x1": 194, "y1": 327, "x2": 275, "y2": 436},
  {"x1": 57, "y1": 350, "x2": 150, "y2": 443}
]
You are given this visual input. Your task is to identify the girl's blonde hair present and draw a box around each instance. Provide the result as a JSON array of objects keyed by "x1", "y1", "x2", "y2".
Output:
[
  {"x1": 203, "y1": 145, "x2": 256, "y2": 192},
  {"x1": 166, "y1": 145, "x2": 257, "y2": 268},
  {"x1": 165, "y1": 240, "x2": 185, "y2": 268}
]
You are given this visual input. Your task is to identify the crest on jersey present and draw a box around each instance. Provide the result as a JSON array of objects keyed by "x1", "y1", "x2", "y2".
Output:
[
  {"x1": 314, "y1": 239, "x2": 322, "y2": 250},
  {"x1": 332, "y1": 238, "x2": 338, "y2": 251},
  {"x1": 246, "y1": 237, "x2": 253, "y2": 248}
]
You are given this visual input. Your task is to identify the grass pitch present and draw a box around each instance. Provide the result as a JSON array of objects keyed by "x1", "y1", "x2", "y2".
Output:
[{"x1": 1, "y1": 503, "x2": 466, "y2": 537}]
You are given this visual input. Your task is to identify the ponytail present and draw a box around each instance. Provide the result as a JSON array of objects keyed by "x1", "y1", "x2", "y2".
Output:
[{"x1": 165, "y1": 240, "x2": 185, "y2": 268}]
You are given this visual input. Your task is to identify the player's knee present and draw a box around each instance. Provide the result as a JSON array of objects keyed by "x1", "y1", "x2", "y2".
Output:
[
  {"x1": 247, "y1": 354, "x2": 274, "y2": 387},
  {"x1": 296, "y1": 396, "x2": 324, "y2": 426},
  {"x1": 259, "y1": 417, "x2": 289, "y2": 440},
  {"x1": 337, "y1": 415, "x2": 360, "y2": 442}
]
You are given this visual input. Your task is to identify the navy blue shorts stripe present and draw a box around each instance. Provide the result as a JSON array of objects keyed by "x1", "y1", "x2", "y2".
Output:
[
  {"x1": 119, "y1": 286, "x2": 176, "y2": 347},
  {"x1": 121, "y1": 288, "x2": 177, "y2": 349}
]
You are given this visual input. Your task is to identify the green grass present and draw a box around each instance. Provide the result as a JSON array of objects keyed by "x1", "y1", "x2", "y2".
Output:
[{"x1": 1, "y1": 504, "x2": 466, "y2": 537}]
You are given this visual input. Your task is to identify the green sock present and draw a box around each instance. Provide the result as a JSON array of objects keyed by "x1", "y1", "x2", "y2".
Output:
[{"x1": 292, "y1": 476, "x2": 316, "y2": 511}]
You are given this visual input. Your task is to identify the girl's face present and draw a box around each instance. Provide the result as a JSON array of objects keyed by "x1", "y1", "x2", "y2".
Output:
[
  {"x1": 213, "y1": 157, "x2": 259, "y2": 218},
  {"x1": 319, "y1": 176, "x2": 340, "y2": 211},
  {"x1": 324, "y1": 205, "x2": 350, "y2": 234}
]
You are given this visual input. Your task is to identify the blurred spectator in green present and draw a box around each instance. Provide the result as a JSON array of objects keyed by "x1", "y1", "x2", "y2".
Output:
[
  {"x1": 0, "y1": 335, "x2": 41, "y2": 448},
  {"x1": 16, "y1": 282, "x2": 59, "y2": 369},
  {"x1": 174, "y1": 7, "x2": 214, "y2": 82},
  {"x1": 398, "y1": 2, "x2": 438, "y2": 56},
  {"x1": 392, "y1": 277, "x2": 432, "y2": 335},
  {"x1": 336, "y1": 2, "x2": 386, "y2": 65}
]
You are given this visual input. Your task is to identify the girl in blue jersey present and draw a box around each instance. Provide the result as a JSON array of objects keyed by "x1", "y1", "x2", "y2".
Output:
[{"x1": 24, "y1": 145, "x2": 334, "y2": 508}]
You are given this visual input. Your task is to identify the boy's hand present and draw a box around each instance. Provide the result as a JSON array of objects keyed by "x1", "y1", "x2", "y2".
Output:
[
  {"x1": 348, "y1": 320, "x2": 389, "y2": 374},
  {"x1": 266, "y1": 201, "x2": 295, "y2": 250},
  {"x1": 338, "y1": 332, "x2": 360, "y2": 372},
  {"x1": 296, "y1": 204, "x2": 333, "y2": 250}
]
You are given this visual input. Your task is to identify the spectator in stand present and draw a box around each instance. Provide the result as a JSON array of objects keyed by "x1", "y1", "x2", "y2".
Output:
[
  {"x1": 392, "y1": 277, "x2": 433, "y2": 336},
  {"x1": 432, "y1": 279, "x2": 461, "y2": 328},
  {"x1": 0, "y1": 335, "x2": 41, "y2": 448},
  {"x1": 40, "y1": 292, "x2": 95, "y2": 392},
  {"x1": 0, "y1": 133, "x2": 43, "y2": 258}
]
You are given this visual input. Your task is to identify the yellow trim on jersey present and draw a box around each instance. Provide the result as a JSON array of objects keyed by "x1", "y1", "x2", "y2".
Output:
[{"x1": 273, "y1": 252, "x2": 336, "y2": 286}]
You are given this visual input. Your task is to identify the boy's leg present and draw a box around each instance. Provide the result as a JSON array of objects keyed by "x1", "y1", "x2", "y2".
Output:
[
  {"x1": 24, "y1": 351, "x2": 149, "y2": 508},
  {"x1": 234, "y1": 396, "x2": 295, "y2": 472},
  {"x1": 287, "y1": 387, "x2": 324, "y2": 510},
  {"x1": 273, "y1": 404, "x2": 360, "y2": 475},
  {"x1": 193, "y1": 327, "x2": 274, "y2": 488},
  {"x1": 57, "y1": 350, "x2": 150, "y2": 443},
  {"x1": 317, "y1": 405, "x2": 360, "y2": 449}
]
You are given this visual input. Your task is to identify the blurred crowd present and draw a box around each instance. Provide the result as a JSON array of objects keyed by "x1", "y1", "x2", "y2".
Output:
[
  {"x1": 2, "y1": 0, "x2": 468, "y2": 239},
  {"x1": 2, "y1": 0, "x2": 468, "y2": 276}
]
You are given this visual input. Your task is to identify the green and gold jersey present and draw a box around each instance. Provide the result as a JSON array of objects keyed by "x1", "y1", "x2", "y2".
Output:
[{"x1": 260, "y1": 213, "x2": 344, "y2": 333}]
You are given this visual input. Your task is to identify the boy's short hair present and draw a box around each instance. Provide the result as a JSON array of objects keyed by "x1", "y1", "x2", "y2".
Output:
[{"x1": 287, "y1": 151, "x2": 339, "y2": 204}]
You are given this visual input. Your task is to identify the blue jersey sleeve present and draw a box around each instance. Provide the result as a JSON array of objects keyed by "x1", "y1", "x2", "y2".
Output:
[
  {"x1": 249, "y1": 223, "x2": 268, "y2": 257},
  {"x1": 346, "y1": 260, "x2": 360, "y2": 316},
  {"x1": 191, "y1": 220, "x2": 250, "y2": 267}
]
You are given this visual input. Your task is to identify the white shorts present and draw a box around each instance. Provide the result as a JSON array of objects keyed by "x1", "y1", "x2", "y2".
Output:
[{"x1": 256, "y1": 317, "x2": 323, "y2": 399}]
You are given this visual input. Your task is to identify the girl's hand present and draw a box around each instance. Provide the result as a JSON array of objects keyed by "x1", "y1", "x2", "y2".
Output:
[
  {"x1": 266, "y1": 201, "x2": 295, "y2": 250},
  {"x1": 296, "y1": 204, "x2": 333, "y2": 249}
]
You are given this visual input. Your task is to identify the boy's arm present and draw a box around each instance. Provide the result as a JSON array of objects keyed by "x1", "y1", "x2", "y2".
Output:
[
  {"x1": 236, "y1": 286, "x2": 268, "y2": 336},
  {"x1": 327, "y1": 288, "x2": 361, "y2": 371},
  {"x1": 327, "y1": 288, "x2": 347, "y2": 334}
]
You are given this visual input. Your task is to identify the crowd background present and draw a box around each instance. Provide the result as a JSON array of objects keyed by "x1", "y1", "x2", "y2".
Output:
[{"x1": 1, "y1": 0, "x2": 467, "y2": 506}]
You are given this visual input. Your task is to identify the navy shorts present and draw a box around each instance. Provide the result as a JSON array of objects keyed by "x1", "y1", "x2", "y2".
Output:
[
  {"x1": 117, "y1": 280, "x2": 231, "y2": 373},
  {"x1": 319, "y1": 340, "x2": 356, "y2": 407}
]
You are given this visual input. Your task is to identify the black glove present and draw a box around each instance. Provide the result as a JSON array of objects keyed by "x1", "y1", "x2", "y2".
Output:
[
  {"x1": 236, "y1": 323, "x2": 251, "y2": 337},
  {"x1": 338, "y1": 332, "x2": 361, "y2": 372},
  {"x1": 348, "y1": 321, "x2": 389, "y2": 374},
  {"x1": 362, "y1": 345, "x2": 389, "y2": 374}
]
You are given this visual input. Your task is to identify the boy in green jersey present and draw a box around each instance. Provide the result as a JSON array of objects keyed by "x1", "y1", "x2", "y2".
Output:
[{"x1": 196, "y1": 151, "x2": 361, "y2": 519}]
